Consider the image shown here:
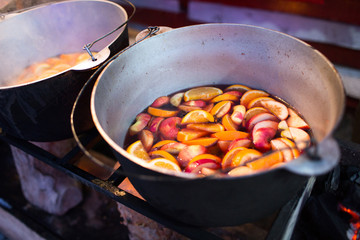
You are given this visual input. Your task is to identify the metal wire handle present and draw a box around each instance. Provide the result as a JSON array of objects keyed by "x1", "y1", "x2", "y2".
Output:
[{"x1": 83, "y1": 0, "x2": 136, "y2": 61}]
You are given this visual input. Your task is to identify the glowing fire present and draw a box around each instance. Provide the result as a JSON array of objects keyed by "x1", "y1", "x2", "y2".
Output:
[{"x1": 339, "y1": 203, "x2": 360, "y2": 240}]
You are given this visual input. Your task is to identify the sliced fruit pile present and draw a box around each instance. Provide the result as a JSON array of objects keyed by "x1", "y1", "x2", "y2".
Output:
[
  {"x1": 125, "y1": 85, "x2": 311, "y2": 176},
  {"x1": 16, "y1": 52, "x2": 96, "y2": 84}
]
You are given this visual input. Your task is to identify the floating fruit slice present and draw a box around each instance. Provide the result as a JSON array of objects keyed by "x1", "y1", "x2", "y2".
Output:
[
  {"x1": 159, "y1": 117, "x2": 181, "y2": 140},
  {"x1": 280, "y1": 137, "x2": 300, "y2": 159},
  {"x1": 129, "y1": 113, "x2": 151, "y2": 136},
  {"x1": 221, "y1": 147, "x2": 248, "y2": 169},
  {"x1": 185, "y1": 159, "x2": 221, "y2": 174},
  {"x1": 286, "y1": 108, "x2": 309, "y2": 129},
  {"x1": 181, "y1": 110, "x2": 215, "y2": 124},
  {"x1": 177, "y1": 128, "x2": 209, "y2": 142},
  {"x1": 149, "y1": 150, "x2": 178, "y2": 164},
  {"x1": 228, "y1": 138, "x2": 252, "y2": 151},
  {"x1": 183, "y1": 86, "x2": 223, "y2": 101},
  {"x1": 217, "y1": 140, "x2": 232, "y2": 153},
  {"x1": 261, "y1": 99, "x2": 289, "y2": 120},
  {"x1": 189, "y1": 153, "x2": 222, "y2": 164},
  {"x1": 203, "y1": 103, "x2": 214, "y2": 112},
  {"x1": 252, "y1": 127, "x2": 277, "y2": 152},
  {"x1": 139, "y1": 129, "x2": 154, "y2": 152},
  {"x1": 231, "y1": 105, "x2": 246, "y2": 125},
  {"x1": 281, "y1": 127, "x2": 311, "y2": 151},
  {"x1": 186, "y1": 123, "x2": 225, "y2": 133},
  {"x1": 243, "y1": 107, "x2": 269, "y2": 127},
  {"x1": 231, "y1": 149, "x2": 262, "y2": 168},
  {"x1": 183, "y1": 100, "x2": 207, "y2": 107},
  {"x1": 247, "y1": 96, "x2": 273, "y2": 109},
  {"x1": 150, "y1": 96, "x2": 170, "y2": 108},
  {"x1": 170, "y1": 92, "x2": 184, "y2": 107},
  {"x1": 225, "y1": 84, "x2": 252, "y2": 93},
  {"x1": 178, "y1": 145, "x2": 207, "y2": 167},
  {"x1": 240, "y1": 89, "x2": 270, "y2": 108},
  {"x1": 210, "y1": 101, "x2": 232, "y2": 119},
  {"x1": 210, "y1": 93, "x2": 239, "y2": 102},
  {"x1": 211, "y1": 130, "x2": 249, "y2": 141},
  {"x1": 183, "y1": 137, "x2": 218, "y2": 147},
  {"x1": 126, "y1": 140, "x2": 151, "y2": 161},
  {"x1": 148, "y1": 107, "x2": 179, "y2": 117},
  {"x1": 228, "y1": 166, "x2": 255, "y2": 176},
  {"x1": 178, "y1": 105, "x2": 202, "y2": 112},
  {"x1": 225, "y1": 90, "x2": 243, "y2": 98},
  {"x1": 222, "y1": 114, "x2": 238, "y2": 131},
  {"x1": 245, "y1": 112, "x2": 278, "y2": 131},
  {"x1": 148, "y1": 158, "x2": 181, "y2": 172},
  {"x1": 148, "y1": 117, "x2": 164, "y2": 133},
  {"x1": 152, "y1": 140, "x2": 177, "y2": 149},
  {"x1": 160, "y1": 142, "x2": 187, "y2": 154},
  {"x1": 246, "y1": 151, "x2": 283, "y2": 170},
  {"x1": 270, "y1": 138, "x2": 294, "y2": 162}
]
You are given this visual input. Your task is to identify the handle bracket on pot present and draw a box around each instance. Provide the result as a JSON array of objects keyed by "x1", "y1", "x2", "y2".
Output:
[
  {"x1": 284, "y1": 137, "x2": 340, "y2": 176},
  {"x1": 82, "y1": 0, "x2": 136, "y2": 62}
]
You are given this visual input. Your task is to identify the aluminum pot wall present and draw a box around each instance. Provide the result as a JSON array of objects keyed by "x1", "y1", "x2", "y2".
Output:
[
  {"x1": 0, "y1": 0, "x2": 129, "y2": 141},
  {"x1": 91, "y1": 24, "x2": 345, "y2": 226}
]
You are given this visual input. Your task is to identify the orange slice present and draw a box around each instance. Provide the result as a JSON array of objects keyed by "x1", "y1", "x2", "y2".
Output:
[
  {"x1": 186, "y1": 123, "x2": 225, "y2": 133},
  {"x1": 210, "y1": 93, "x2": 239, "y2": 103},
  {"x1": 247, "y1": 96, "x2": 274, "y2": 109},
  {"x1": 177, "y1": 128, "x2": 209, "y2": 142},
  {"x1": 148, "y1": 158, "x2": 181, "y2": 172},
  {"x1": 183, "y1": 86, "x2": 223, "y2": 101},
  {"x1": 221, "y1": 147, "x2": 248, "y2": 169},
  {"x1": 183, "y1": 137, "x2": 218, "y2": 147},
  {"x1": 225, "y1": 84, "x2": 252, "y2": 93},
  {"x1": 126, "y1": 140, "x2": 151, "y2": 161},
  {"x1": 209, "y1": 101, "x2": 232, "y2": 118},
  {"x1": 246, "y1": 151, "x2": 283, "y2": 170},
  {"x1": 243, "y1": 107, "x2": 269, "y2": 126},
  {"x1": 152, "y1": 140, "x2": 177, "y2": 149},
  {"x1": 181, "y1": 109, "x2": 215, "y2": 124},
  {"x1": 147, "y1": 107, "x2": 179, "y2": 117},
  {"x1": 240, "y1": 90, "x2": 270, "y2": 109},
  {"x1": 222, "y1": 114, "x2": 238, "y2": 131},
  {"x1": 189, "y1": 153, "x2": 222, "y2": 164},
  {"x1": 231, "y1": 149, "x2": 262, "y2": 167},
  {"x1": 211, "y1": 130, "x2": 249, "y2": 141},
  {"x1": 149, "y1": 150, "x2": 178, "y2": 164}
]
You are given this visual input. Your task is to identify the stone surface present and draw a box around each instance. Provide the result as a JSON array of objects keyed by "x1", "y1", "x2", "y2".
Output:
[{"x1": 10, "y1": 138, "x2": 83, "y2": 216}]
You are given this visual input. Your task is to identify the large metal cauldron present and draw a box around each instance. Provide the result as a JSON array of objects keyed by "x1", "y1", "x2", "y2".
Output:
[
  {"x1": 0, "y1": 0, "x2": 129, "y2": 141},
  {"x1": 91, "y1": 24, "x2": 345, "y2": 226}
]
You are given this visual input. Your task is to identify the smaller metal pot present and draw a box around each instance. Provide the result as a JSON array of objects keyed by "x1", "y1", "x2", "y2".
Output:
[{"x1": 0, "y1": 0, "x2": 129, "y2": 141}]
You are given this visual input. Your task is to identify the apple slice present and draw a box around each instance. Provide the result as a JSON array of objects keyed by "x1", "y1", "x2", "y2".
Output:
[
  {"x1": 159, "y1": 117, "x2": 182, "y2": 140},
  {"x1": 148, "y1": 117, "x2": 164, "y2": 133},
  {"x1": 139, "y1": 130, "x2": 154, "y2": 152},
  {"x1": 231, "y1": 105, "x2": 246, "y2": 125},
  {"x1": 281, "y1": 127, "x2": 311, "y2": 151},
  {"x1": 177, "y1": 145, "x2": 207, "y2": 167},
  {"x1": 228, "y1": 166, "x2": 255, "y2": 177},
  {"x1": 183, "y1": 100, "x2": 207, "y2": 107},
  {"x1": 228, "y1": 138, "x2": 252, "y2": 151},
  {"x1": 210, "y1": 100, "x2": 232, "y2": 118},
  {"x1": 217, "y1": 140, "x2": 232, "y2": 153},
  {"x1": 261, "y1": 100, "x2": 289, "y2": 120},
  {"x1": 129, "y1": 113, "x2": 151, "y2": 136},
  {"x1": 150, "y1": 96, "x2": 170, "y2": 108},
  {"x1": 160, "y1": 142, "x2": 187, "y2": 154},
  {"x1": 286, "y1": 108, "x2": 310, "y2": 129},
  {"x1": 252, "y1": 127, "x2": 277, "y2": 152},
  {"x1": 252, "y1": 120, "x2": 278, "y2": 134},
  {"x1": 245, "y1": 112, "x2": 278, "y2": 131},
  {"x1": 270, "y1": 138, "x2": 294, "y2": 162},
  {"x1": 170, "y1": 92, "x2": 184, "y2": 107},
  {"x1": 185, "y1": 159, "x2": 221, "y2": 174}
]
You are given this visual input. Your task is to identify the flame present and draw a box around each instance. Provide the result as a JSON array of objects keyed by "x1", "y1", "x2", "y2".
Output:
[{"x1": 339, "y1": 203, "x2": 360, "y2": 240}]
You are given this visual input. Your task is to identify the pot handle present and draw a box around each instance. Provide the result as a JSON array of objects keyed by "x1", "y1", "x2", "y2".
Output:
[{"x1": 284, "y1": 137, "x2": 340, "y2": 176}]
